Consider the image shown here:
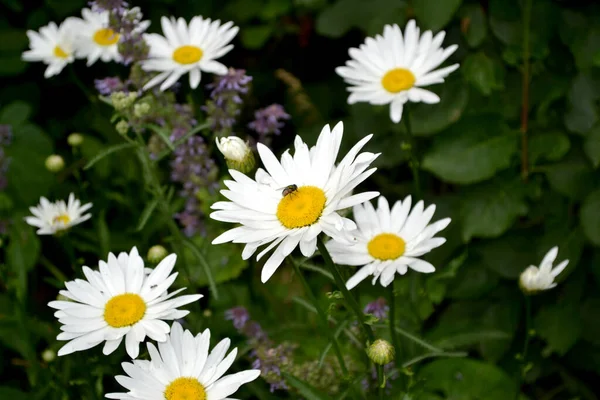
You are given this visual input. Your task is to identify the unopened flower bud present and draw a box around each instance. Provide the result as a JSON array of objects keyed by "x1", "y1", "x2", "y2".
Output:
[
  {"x1": 367, "y1": 339, "x2": 395, "y2": 365},
  {"x1": 203, "y1": 309, "x2": 212, "y2": 318},
  {"x1": 111, "y1": 91, "x2": 138, "y2": 111},
  {"x1": 215, "y1": 136, "x2": 255, "y2": 174},
  {"x1": 115, "y1": 120, "x2": 129, "y2": 135},
  {"x1": 45, "y1": 154, "x2": 65, "y2": 172},
  {"x1": 147, "y1": 245, "x2": 168, "y2": 263},
  {"x1": 41, "y1": 349, "x2": 56, "y2": 363},
  {"x1": 67, "y1": 133, "x2": 84, "y2": 147},
  {"x1": 133, "y1": 102, "x2": 150, "y2": 118}
]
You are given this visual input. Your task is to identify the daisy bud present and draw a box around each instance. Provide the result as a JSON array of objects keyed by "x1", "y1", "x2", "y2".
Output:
[
  {"x1": 519, "y1": 246, "x2": 569, "y2": 295},
  {"x1": 147, "y1": 244, "x2": 168, "y2": 263},
  {"x1": 133, "y1": 102, "x2": 150, "y2": 118},
  {"x1": 41, "y1": 349, "x2": 56, "y2": 363},
  {"x1": 215, "y1": 136, "x2": 255, "y2": 174},
  {"x1": 367, "y1": 339, "x2": 395, "y2": 365},
  {"x1": 115, "y1": 120, "x2": 129, "y2": 135},
  {"x1": 67, "y1": 133, "x2": 84, "y2": 147},
  {"x1": 45, "y1": 154, "x2": 65, "y2": 172}
]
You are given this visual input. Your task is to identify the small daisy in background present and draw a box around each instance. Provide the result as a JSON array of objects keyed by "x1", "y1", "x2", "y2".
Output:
[
  {"x1": 327, "y1": 195, "x2": 450, "y2": 289},
  {"x1": 519, "y1": 246, "x2": 569, "y2": 294},
  {"x1": 336, "y1": 20, "x2": 459, "y2": 123},
  {"x1": 106, "y1": 321, "x2": 260, "y2": 400},
  {"x1": 142, "y1": 16, "x2": 239, "y2": 91},
  {"x1": 25, "y1": 193, "x2": 92, "y2": 235},
  {"x1": 210, "y1": 121, "x2": 380, "y2": 283},
  {"x1": 22, "y1": 20, "x2": 79, "y2": 78},
  {"x1": 71, "y1": 8, "x2": 122, "y2": 65},
  {"x1": 48, "y1": 247, "x2": 202, "y2": 359}
]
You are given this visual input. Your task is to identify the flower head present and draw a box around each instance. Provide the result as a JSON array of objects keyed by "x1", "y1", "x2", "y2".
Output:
[
  {"x1": 210, "y1": 122, "x2": 380, "y2": 283},
  {"x1": 72, "y1": 8, "x2": 122, "y2": 65},
  {"x1": 25, "y1": 193, "x2": 92, "y2": 235},
  {"x1": 248, "y1": 104, "x2": 290, "y2": 137},
  {"x1": 142, "y1": 16, "x2": 239, "y2": 91},
  {"x1": 106, "y1": 321, "x2": 260, "y2": 399},
  {"x1": 363, "y1": 297, "x2": 389, "y2": 320},
  {"x1": 519, "y1": 246, "x2": 569, "y2": 294},
  {"x1": 336, "y1": 20, "x2": 459, "y2": 123},
  {"x1": 367, "y1": 339, "x2": 395, "y2": 365},
  {"x1": 48, "y1": 247, "x2": 202, "y2": 359},
  {"x1": 22, "y1": 20, "x2": 78, "y2": 78},
  {"x1": 327, "y1": 195, "x2": 450, "y2": 289},
  {"x1": 216, "y1": 136, "x2": 255, "y2": 173},
  {"x1": 95, "y1": 76, "x2": 126, "y2": 95}
]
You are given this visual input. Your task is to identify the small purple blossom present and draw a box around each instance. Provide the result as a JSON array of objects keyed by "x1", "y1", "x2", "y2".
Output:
[
  {"x1": 248, "y1": 104, "x2": 290, "y2": 144},
  {"x1": 225, "y1": 306, "x2": 251, "y2": 330},
  {"x1": 89, "y1": 0, "x2": 127, "y2": 13},
  {"x1": 95, "y1": 77, "x2": 125, "y2": 95},
  {"x1": 363, "y1": 297, "x2": 389, "y2": 320}
]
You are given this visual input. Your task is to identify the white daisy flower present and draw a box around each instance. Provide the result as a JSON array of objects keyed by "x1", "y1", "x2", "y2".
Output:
[
  {"x1": 519, "y1": 246, "x2": 569, "y2": 294},
  {"x1": 327, "y1": 195, "x2": 450, "y2": 289},
  {"x1": 25, "y1": 193, "x2": 92, "y2": 235},
  {"x1": 210, "y1": 121, "x2": 380, "y2": 283},
  {"x1": 71, "y1": 8, "x2": 121, "y2": 65},
  {"x1": 106, "y1": 321, "x2": 260, "y2": 400},
  {"x1": 22, "y1": 19, "x2": 79, "y2": 78},
  {"x1": 48, "y1": 247, "x2": 202, "y2": 359},
  {"x1": 336, "y1": 20, "x2": 459, "y2": 123},
  {"x1": 142, "y1": 16, "x2": 239, "y2": 91}
]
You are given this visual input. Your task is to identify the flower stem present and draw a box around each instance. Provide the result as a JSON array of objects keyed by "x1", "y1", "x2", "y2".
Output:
[
  {"x1": 377, "y1": 364, "x2": 384, "y2": 399},
  {"x1": 290, "y1": 258, "x2": 349, "y2": 377},
  {"x1": 388, "y1": 284, "x2": 400, "y2": 367},
  {"x1": 520, "y1": 0, "x2": 532, "y2": 181},
  {"x1": 516, "y1": 295, "x2": 532, "y2": 398},
  {"x1": 403, "y1": 106, "x2": 421, "y2": 198}
]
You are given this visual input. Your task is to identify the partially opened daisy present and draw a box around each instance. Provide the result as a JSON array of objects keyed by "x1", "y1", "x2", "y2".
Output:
[
  {"x1": 22, "y1": 20, "x2": 78, "y2": 78},
  {"x1": 327, "y1": 195, "x2": 450, "y2": 289},
  {"x1": 25, "y1": 193, "x2": 92, "y2": 235},
  {"x1": 48, "y1": 247, "x2": 202, "y2": 358},
  {"x1": 106, "y1": 321, "x2": 260, "y2": 399},
  {"x1": 336, "y1": 20, "x2": 459, "y2": 123},
  {"x1": 519, "y1": 246, "x2": 569, "y2": 294},
  {"x1": 142, "y1": 16, "x2": 239, "y2": 91},
  {"x1": 210, "y1": 122, "x2": 380, "y2": 283}
]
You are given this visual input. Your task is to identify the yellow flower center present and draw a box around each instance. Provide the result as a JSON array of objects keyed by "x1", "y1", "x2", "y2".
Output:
[
  {"x1": 368, "y1": 233, "x2": 406, "y2": 260},
  {"x1": 276, "y1": 186, "x2": 326, "y2": 229},
  {"x1": 165, "y1": 377, "x2": 206, "y2": 400},
  {"x1": 173, "y1": 45, "x2": 203, "y2": 65},
  {"x1": 381, "y1": 68, "x2": 416, "y2": 93},
  {"x1": 103, "y1": 293, "x2": 146, "y2": 328},
  {"x1": 53, "y1": 214, "x2": 71, "y2": 225},
  {"x1": 53, "y1": 46, "x2": 68, "y2": 59},
  {"x1": 93, "y1": 28, "x2": 120, "y2": 46}
]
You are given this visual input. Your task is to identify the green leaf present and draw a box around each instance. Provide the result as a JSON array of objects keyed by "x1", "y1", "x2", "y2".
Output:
[
  {"x1": 281, "y1": 372, "x2": 330, "y2": 400},
  {"x1": 80, "y1": 135, "x2": 111, "y2": 178},
  {"x1": 545, "y1": 154, "x2": 595, "y2": 200},
  {"x1": 461, "y1": 5, "x2": 487, "y2": 47},
  {"x1": 184, "y1": 238, "x2": 220, "y2": 299},
  {"x1": 146, "y1": 124, "x2": 175, "y2": 150},
  {"x1": 462, "y1": 52, "x2": 505, "y2": 96},
  {"x1": 584, "y1": 124, "x2": 600, "y2": 168},
  {"x1": 0, "y1": 386, "x2": 29, "y2": 400},
  {"x1": 580, "y1": 296, "x2": 600, "y2": 347},
  {"x1": 84, "y1": 142, "x2": 137, "y2": 170},
  {"x1": 447, "y1": 255, "x2": 499, "y2": 299},
  {"x1": 534, "y1": 303, "x2": 581, "y2": 356},
  {"x1": 97, "y1": 209, "x2": 111, "y2": 259},
  {"x1": 478, "y1": 298, "x2": 520, "y2": 361},
  {"x1": 422, "y1": 115, "x2": 518, "y2": 185},
  {"x1": 529, "y1": 131, "x2": 571, "y2": 165},
  {"x1": 564, "y1": 72, "x2": 600, "y2": 135},
  {"x1": 260, "y1": 0, "x2": 292, "y2": 20},
  {"x1": 413, "y1": 0, "x2": 462, "y2": 31},
  {"x1": 0, "y1": 101, "x2": 31, "y2": 126},
  {"x1": 580, "y1": 189, "x2": 600, "y2": 246},
  {"x1": 418, "y1": 359, "x2": 518, "y2": 399},
  {"x1": 476, "y1": 233, "x2": 538, "y2": 279},
  {"x1": 240, "y1": 25, "x2": 273, "y2": 49},
  {"x1": 136, "y1": 198, "x2": 159, "y2": 232},
  {"x1": 460, "y1": 178, "x2": 528, "y2": 242},
  {"x1": 6, "y1": 220, "x2": 40, "y2": 300}
]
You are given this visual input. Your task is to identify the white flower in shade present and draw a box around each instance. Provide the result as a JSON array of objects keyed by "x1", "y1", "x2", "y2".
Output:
[
  {"x1": 210, "y1": 121, "x2": 380, "y2": 283},
  {"x1": 106, "y1": 321, "x2": 260, "y2": 400},
  {"x1": 25, "y1": 193, "x2": 92, "y2": 235},
  {"x1": 48, "y1": 247, "x2": 202, "y2": 359},
  {"x1": 336, "y1": 20, "x2": 459, "y2": 123},
  {"x1": 142, "y1": 16, "x2": 238, "y2": 91},
  {"x1": 327, "y1": 195, "x2": 450, "y2": 289},
  {"x1": 22, "y1": 20, "x2": 78, "y2": 78},
  {"x1": 519, "y1": 246, "x2": 569, "y2": 294}
]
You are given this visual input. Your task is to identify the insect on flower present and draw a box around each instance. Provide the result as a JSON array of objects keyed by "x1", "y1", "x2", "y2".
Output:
[{"x1": 280, "y1": 184, "x2": 298, "y2": 197}]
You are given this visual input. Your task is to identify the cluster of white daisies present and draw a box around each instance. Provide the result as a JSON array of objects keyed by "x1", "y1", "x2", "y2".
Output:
[{"x1": 23, "y1": 9, "x2": 571, "y2": 399}]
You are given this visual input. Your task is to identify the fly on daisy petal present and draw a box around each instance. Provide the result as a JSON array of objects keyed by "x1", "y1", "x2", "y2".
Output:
[
  {"x1": 326, "y1": 195, "x2": 450, "y2": 289},
  {"x1": 336, "y1": 20, "x2": 459, "y2": 123},
  {"x1": 48, "y1": 247, "x2": 202, "y2": 359},
  {"x1": 142, "y1": 16, "x2": 239, "y2": 91},
  {"x1": 25, "y1": 193, "x2": 92, "y2": 235},
  {"x1": 210, "y1": 121, "x2": 380, "y2": 283},
  {"x1": 106, "y1": 321, "x2": 260, "y2": 400}
]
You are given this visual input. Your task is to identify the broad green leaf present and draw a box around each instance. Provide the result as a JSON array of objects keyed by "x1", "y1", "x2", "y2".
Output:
[
  {"x1": 413, "y1": 0, "x2": 462, "y2": 31},
  {"x1": 545, "y1": 154, "x2": 595, "y2": 200},
  {"x1": 447, "y1": 255, "x2": 499, "y2": 299},
  {"x1": 418, "y1": 359, "x2": 518, "y2": 400},
  {"x1": 281, "y1": 372, "x2": 330, "y2": 400},
  {"x1": 580, "y1": 189, "x2": 600, "y2": 246},
  {"x1": 80, "y1": 135, "x2": 111, "y2": 178},
  {"x1": 7, "y1": 220, "x2": 40, "y2": 300},
  {"x1": 260, "y1": 0, "x2": 292, "y2": 20},
  {"x1": 584, "y1": 124, "x2": 600, "y2": 168},
  {"x1": 241, "y1": 25, "x2": 273, "y2": 49},
  {"x1": 422, "y1": 115, "x2": 518, "y2": 184},
  {"x1": 534, "y1": 303, "x2": 581, "y2": 356},
  {"x1": 476, "y1": 233, "x2": 538, "y2": 279},
  {"x1": 462, "y1": 52, "x2": 505, "y2": 96},
  {"x1": 560, "y1": 10, "x2": 600, "y2": 71},
  {"x1": 564, "y1": 73, "x2": 600, "y2": 135},
  {"x1": 461, "y1": 5, "x2": 487, "y2": 47},
  {"x1": 460, "y1": 178, "x2": 528, "y2": 241},
  {"x1": 529, "y1": 131, "x2": 571, "y2": 165},
  {"x1": 84, "y1": 142, "x2": 137, "y2": 170},
  {"x1": 478, "y1": 297, "x2": 520, "y2": 361},
  {"x1": 0, "y1": 101, "x2": 31, "y2": 126}
]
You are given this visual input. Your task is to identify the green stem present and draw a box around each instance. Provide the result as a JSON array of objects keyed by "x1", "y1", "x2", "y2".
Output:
[
  {"x1": 377, "y1": 364, "x2": 384, "y2": 399},
  {"x1": 516, "y1": 295, "x2": 532, "y2": 398},
  {"x1": 388, "y1": 284, "x2": 401, "y2": 367},
  {"x1": 403, "y1": 106, "x2": 421, "y2": 198},
  {"x1": 69, "y1": 66, "x2": 96, "y2": 104},
  {"x1": 290, "y1": 258, "x2": 349, "y2": 377},
  {"x1": 520, "y1": 0, "x2": 532, "y2": 181}
]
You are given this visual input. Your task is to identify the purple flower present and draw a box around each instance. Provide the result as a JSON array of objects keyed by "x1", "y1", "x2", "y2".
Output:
[
  {"x1": 95, "y1": 77, "x2": 125, "y2": 95},
  {"x1": 363, "y1": 297, "x2": 389, "y2": 320},
  {"x1": 248, "y1": 104, "x2": 290, "y2": 143},
  {"x1": 225, "y1": 306, "x2": 251, "y2": 330},
  {"x1": 0, "y1": 125, "x2": 11, "y2": 145},
  {"x1": 88, "y1": 0, "x2": 127, "y2": 13}
]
